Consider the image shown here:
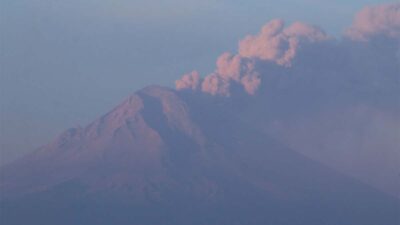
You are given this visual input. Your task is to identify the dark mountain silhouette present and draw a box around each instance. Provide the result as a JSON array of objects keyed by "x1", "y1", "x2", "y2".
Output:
[{"x1": 1, "y1": 86, "x2": 399, "y2": 225}]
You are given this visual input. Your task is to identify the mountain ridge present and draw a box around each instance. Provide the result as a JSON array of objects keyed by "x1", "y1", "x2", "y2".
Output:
[{"x1": 1, "y1": 85, "x2": 399, "y2": 225}]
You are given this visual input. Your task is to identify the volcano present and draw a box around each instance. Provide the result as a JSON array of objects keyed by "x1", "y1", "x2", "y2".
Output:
[{"x1": 1, "y1": 86, "x2": 399, "y2": 225}]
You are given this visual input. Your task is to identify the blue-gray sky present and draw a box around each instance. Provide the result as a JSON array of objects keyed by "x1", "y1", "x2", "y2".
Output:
[{"x1": 0, "y1": 0, "x2": 390, "y2": 164}]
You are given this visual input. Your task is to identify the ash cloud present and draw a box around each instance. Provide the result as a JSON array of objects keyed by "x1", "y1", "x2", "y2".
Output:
[
  {"x1": 238, "y1": 19, "x2": 329, "y2": 66},
  {"x1": 346, "y1": 3, "x2": 400, "y2": 41},
  {"x1": 175, "y1": 2, "x2": 400, "y2": 197},
  {"x1": 176, "y1": 3, "x2": 400, "y2": 97}
]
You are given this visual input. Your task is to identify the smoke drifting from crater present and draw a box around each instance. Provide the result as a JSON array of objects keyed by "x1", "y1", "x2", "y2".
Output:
[
  {"x1": 175, "y1": 2, "x2": 400, "y2": 197},
  {"x1": 176, "y1": 3, "x2": 400, "y2": 97}
]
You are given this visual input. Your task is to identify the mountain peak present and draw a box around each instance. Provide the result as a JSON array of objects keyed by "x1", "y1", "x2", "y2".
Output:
[
  {"x1": 0, "y1": 86, "x2": 206, "y2": 197},
  {"x1": 1, "y1": 85, "x2": 399, "y2": 225}
]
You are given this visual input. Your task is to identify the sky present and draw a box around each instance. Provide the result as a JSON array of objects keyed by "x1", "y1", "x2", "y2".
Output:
[{"x1": 0, "y1": 0, "x2": 392, "y2": 164}]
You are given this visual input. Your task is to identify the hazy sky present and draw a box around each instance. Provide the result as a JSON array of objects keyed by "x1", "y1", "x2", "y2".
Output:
[{"x1": 0, "y1": 0, "x2": 390, "y2": 164}]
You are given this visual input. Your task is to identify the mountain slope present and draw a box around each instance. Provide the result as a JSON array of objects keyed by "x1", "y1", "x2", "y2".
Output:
[{"x1": 1, "y1": 86, "x2": 399, "y2": 225}]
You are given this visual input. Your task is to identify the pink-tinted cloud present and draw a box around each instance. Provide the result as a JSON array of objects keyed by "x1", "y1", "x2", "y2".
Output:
[
  {"x1": 239, "y1": 19, "x2": 329, "y2": 66},
  {"x1": 175, "y1": 20, "x2": 327, "y2": 96},
  {"x1": 177, "y1": 52, "x2": 260, "y2": 96},
  {"x1": 240, "y1": 69, "x2": 261, "y2": 95},
  {"x1": 175, "y1": 71, "x2": 201, "y2": 91},
  {"x1": 346, "y1": 3, "x2": 400, "y2": 40},
  {"x1": 213, "y1": 53, "x2": 260, "y2": 95},
  {"x1": 201, "y1": 73, "x2": 230, "y2": 96},
  {"x1": 176, "y1": 3, "x2": 399, "y2": 97},
  {"x1": 216, "y1": 53, "x2": 242, "y2": 80}
]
